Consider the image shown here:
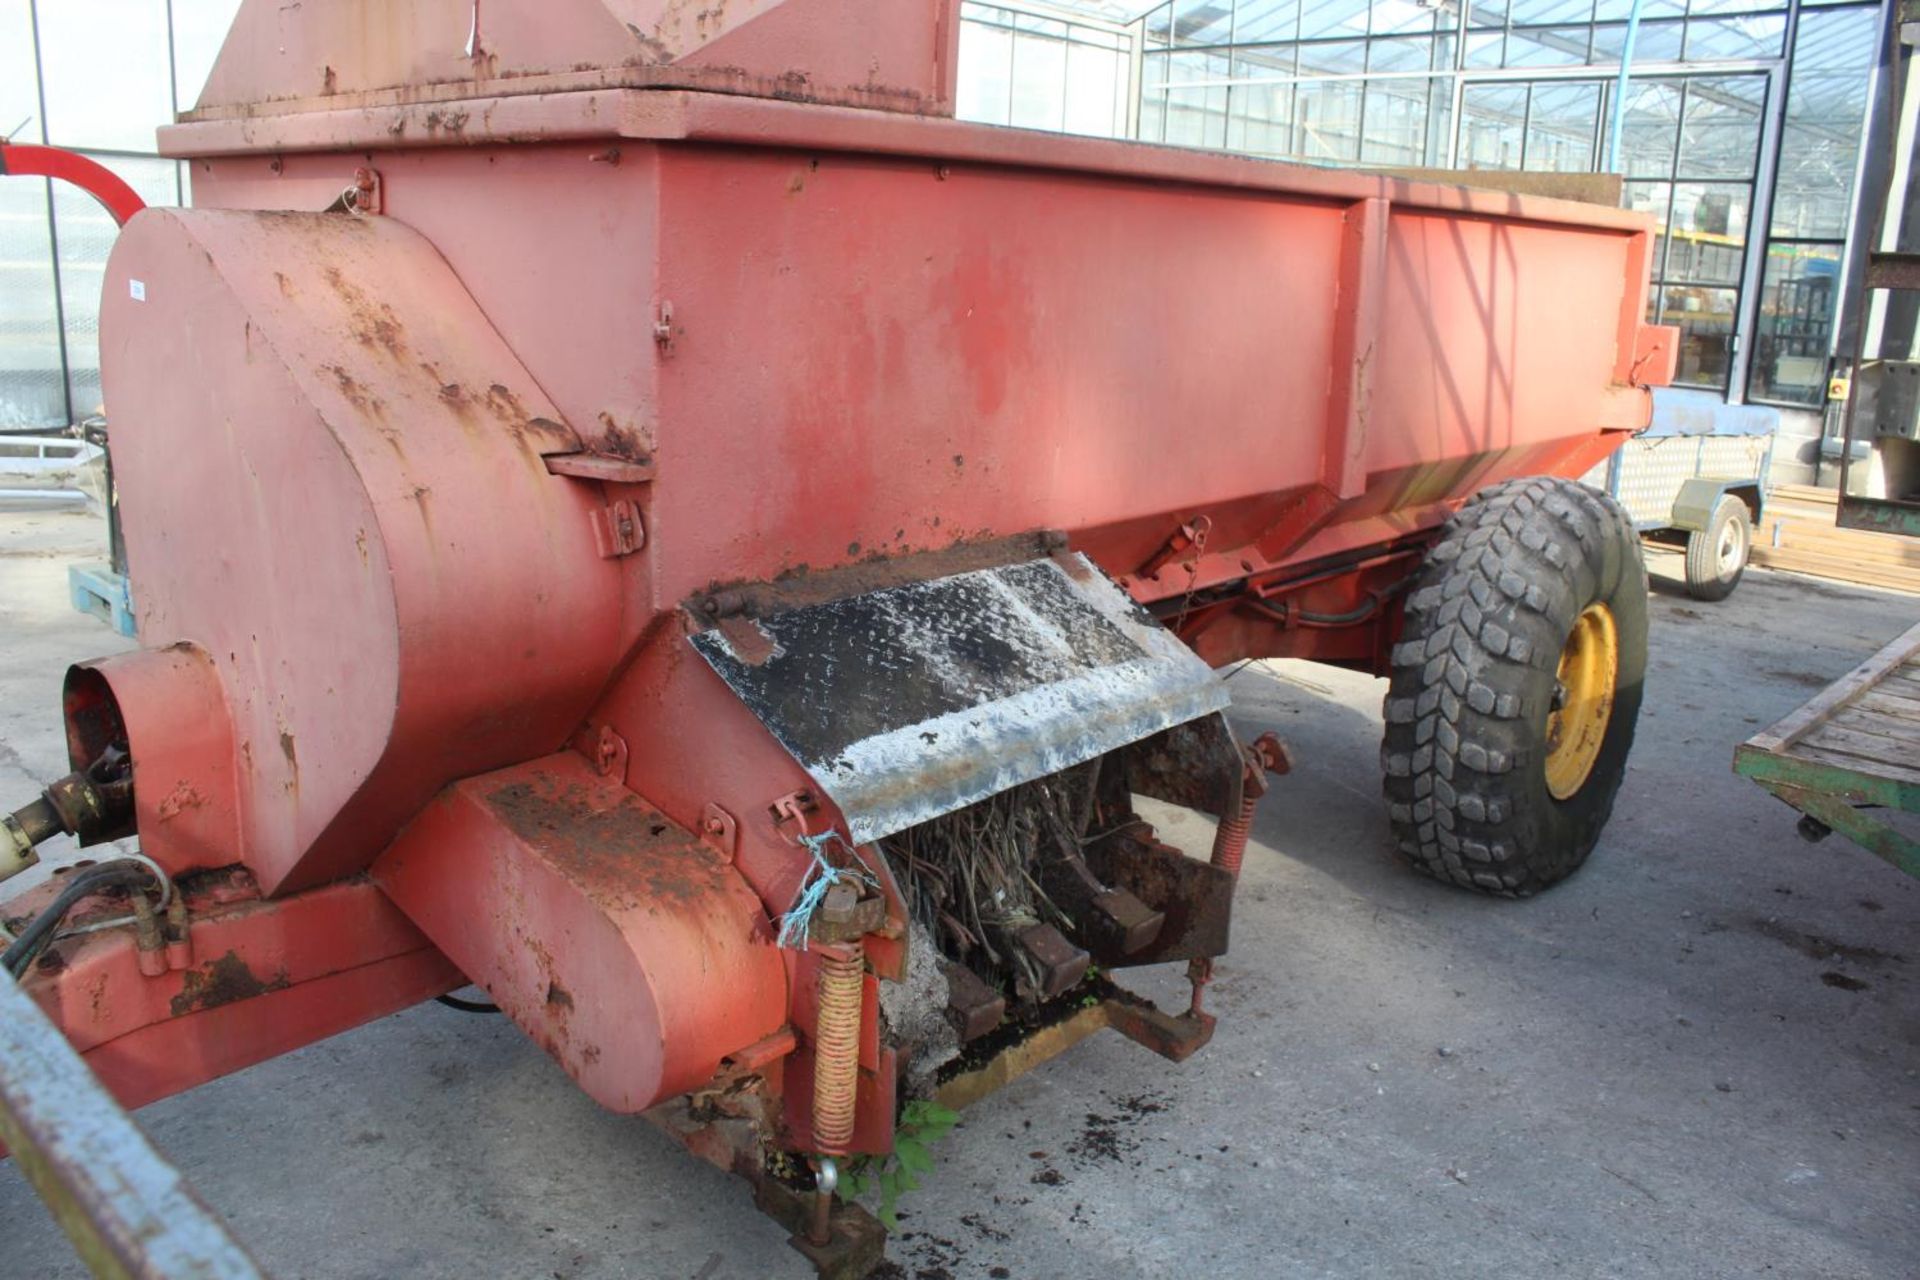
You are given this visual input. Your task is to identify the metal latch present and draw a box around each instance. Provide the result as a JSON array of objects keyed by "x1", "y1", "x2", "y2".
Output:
[
  {"x1": 589, "y1": 500, "x2": 644, "y2": 558},
  {"x1": 545, "y1": 452, "x2": 655, "y2": 484}
]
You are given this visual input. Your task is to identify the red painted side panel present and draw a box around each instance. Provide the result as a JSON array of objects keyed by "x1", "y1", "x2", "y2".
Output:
[
  {"x1": 649, "y1": 146, "x2": 1341, "y2": 602},
  {"x1": 1369, "y1": 210, "x2": 1645, "y2": 472},
  {"x1": 20, "y1": 872, "x2": 460, "y2": 1113},
  {"x1": 372, "y1": 753, "x2": 789, "y2": 1112},
  {"x1": 187, "y1": 134, "x2": 1661, "y2": 622}
]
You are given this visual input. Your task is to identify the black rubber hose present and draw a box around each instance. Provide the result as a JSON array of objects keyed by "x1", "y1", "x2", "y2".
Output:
[
  {"x1": 434, "y1": 993, "x2": 500, "y2": 1014},
  {"x1": 2, "y1": 860, "x2": 159, "y2": 977}
]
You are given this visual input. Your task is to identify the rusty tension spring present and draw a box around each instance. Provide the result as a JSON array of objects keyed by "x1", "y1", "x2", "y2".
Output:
[{"x1": 811, "y1": 941, "x2": 864, "y2": 1157}]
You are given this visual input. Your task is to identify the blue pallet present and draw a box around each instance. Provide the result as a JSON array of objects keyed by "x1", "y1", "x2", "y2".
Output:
[{"x1": 68, "y1": 562, "x2": 136, "y2": 638}]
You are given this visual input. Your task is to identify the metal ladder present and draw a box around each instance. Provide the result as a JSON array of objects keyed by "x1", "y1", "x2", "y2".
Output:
[{"x1": 1835, "y1": 0, "x2": 1920, "y2": 536}]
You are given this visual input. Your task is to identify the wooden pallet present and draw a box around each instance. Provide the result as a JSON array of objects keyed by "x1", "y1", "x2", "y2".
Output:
[
  {"x1": 1754, "y1": 484, "x2": 1920, "y2": 594},
  {"x1": 1734, "y1": 619, "x2": 1920, "y2": 876}
]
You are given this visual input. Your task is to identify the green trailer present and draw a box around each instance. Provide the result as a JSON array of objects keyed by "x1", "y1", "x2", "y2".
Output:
[{"x1": 1734, "y1": 619, "x2": 1920, "y2": 877}]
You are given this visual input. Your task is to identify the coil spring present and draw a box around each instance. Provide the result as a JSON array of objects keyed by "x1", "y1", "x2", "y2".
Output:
[
  {"x1": 811, "y1": 941, "x2": 864, "y2": 1156},
  {"x1": 1209, "y1": 796, "x2": 1254, "y2": 877}
]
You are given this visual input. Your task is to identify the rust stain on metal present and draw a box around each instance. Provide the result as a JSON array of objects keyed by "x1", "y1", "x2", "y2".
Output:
[
  {"x1": 483, "y1": 383, "x2": 527, "y2": 420},
  {"x1": 408, "y1": 484, "x2": 434, "y2": 532},
  {"x1": 86, "y1": 972, "x2": 110, "y2": 1025},
  {"x1": 421, "y1": 107, "x2": 470, "y2": 134},
  {"x1": 595, "y1": 412, "x2": 652, "y2": 461},
  {"x1": 169, "y1": 950, "x2": 291, "y2": 1017},
  {"x1": 625, "y1": 24, "x2": 675, "y2": 64},
  {"x1": 484, "y1": 779, "x2": 733, "y2": 913},
  {"x1": 321, "y1": 363, "x2": 388, "y2": 423},
  {"x1": 688, "y1": 529, "x2": 1061, "y2": 621},
  {"x1": 276, "y1": 728, "x2": 299, "y2": 801},
  {"x1": 155, "y1": 781, "x2": 205, "y2": 823}
]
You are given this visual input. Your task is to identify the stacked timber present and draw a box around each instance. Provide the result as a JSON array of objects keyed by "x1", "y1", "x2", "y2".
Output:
[{"x1": 1755, "y1": 484, "x2": 1920, "y2": 594}]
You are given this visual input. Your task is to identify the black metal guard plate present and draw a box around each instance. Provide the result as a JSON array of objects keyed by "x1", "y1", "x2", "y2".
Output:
[{"x1": 691, "y1": 554, "x2": 1229, "y2": 845}]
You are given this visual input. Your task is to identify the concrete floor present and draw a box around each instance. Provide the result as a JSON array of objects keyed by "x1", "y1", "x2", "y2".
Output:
[{"x1": 0, "y1": 506, "x2": 1916, "y2": 1280}]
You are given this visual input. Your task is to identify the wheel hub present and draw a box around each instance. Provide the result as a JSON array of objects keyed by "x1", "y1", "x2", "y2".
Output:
[
  {"x1": 1717, "y1": 518, "x2": 1746, "y2": 576},
  {"x1": 1543, "y1": 603, "x2": 1619, "y2": 801}
]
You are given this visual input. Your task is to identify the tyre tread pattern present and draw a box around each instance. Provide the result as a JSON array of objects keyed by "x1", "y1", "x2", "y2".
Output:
[{"x1": 1381, "y1": 476, "x2": 1644, "y2": 897}]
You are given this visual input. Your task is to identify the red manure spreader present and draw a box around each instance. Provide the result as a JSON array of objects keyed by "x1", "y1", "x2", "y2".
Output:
[{"x1": 0, "y1": 2, "x2": 1674, "y2": 1274}]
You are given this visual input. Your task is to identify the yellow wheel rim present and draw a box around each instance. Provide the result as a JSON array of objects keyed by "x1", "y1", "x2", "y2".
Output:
[{"x1": 1544, "y1": 603, "x2": 1619, "y2": 801}]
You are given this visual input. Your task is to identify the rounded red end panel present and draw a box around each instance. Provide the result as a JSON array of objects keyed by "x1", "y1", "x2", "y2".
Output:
[
  {"x1": 373, "y1": 753, "x2": 788, "y2": 1112},
  {"x1": 97, "y1": 208, "x2": 627, "y2": 895}
]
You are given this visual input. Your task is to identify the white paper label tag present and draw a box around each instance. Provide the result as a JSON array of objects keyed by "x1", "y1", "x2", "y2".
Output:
[{"x1": 129, "y1": 279, "x2": 146, "y2": 302}]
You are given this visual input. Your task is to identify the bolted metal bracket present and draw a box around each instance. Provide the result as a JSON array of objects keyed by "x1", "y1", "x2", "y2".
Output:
[
  {"x1": 1244, "y1": 731, "x2": 1292, "y2": 801},
  {"x1": 570, "y1": 723, "x2": 629, "y2": 782},
  {"x1": 769, "y1": 790, "x2": 820, "y2": 839},
  {"x1": 344, "y1": 167, "x2": 382, "y2": 215},
  {"x1": 698, "y1": 802, "x2": 738, "y2": 859},
  {"x1": 1136, "y1": 514, "x2": 1212, "y2": 582},
  {"x1": 588, "y1": 499, "x2": 645, "y2": 558},
  {"x1": 808, "y1": 881, "x2": 887, "y2": 945}
]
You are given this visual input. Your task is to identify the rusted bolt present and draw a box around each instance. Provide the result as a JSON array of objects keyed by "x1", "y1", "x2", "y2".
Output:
[
  {"x1": 704, "y1": 815, "x2": 726, "y2": 836},
  {"x1": 589, "y1": 148, "x2": 621, "y2": 165},
  {"x1": 705, "y1": 590, "x2": 747, "y2": 618},
  {"x1": 818, "y1": 881, "x2": 861, "y2": 926},
  {"x1": 1251, "y1": 732, "x2": 1292, "y2": 777},
  {"x1": 935, "y1": 164, "x2": 951, "y2": 181},
  {"x1": 268, "y1": 156, "x2": 283, "y2": 175},
  {"x1": 593, "y1": 725, "x2": 623, "y2": 775}
]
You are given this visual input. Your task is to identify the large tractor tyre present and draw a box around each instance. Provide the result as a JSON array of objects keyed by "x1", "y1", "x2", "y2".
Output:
[
  {"x1": 1683, "y1": 495, "x2": 1752, "y2": 602},
  {"x1": 1382, "y1": 477, "x2": 1648, "y2": 896}
]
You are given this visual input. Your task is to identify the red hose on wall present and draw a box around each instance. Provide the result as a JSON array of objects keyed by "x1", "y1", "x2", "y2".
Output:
[{"x1": 0, "y1": 142, "x2": 147, "y2": 227}]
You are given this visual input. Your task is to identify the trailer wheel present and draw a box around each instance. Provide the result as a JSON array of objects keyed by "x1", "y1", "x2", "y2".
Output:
[
  {"x1": 1683, "y1": 496, "x2": 1751, "y2": 602},
  {"x1": 1382, "y1": 477, "x2": 1647, "y2": 896}
]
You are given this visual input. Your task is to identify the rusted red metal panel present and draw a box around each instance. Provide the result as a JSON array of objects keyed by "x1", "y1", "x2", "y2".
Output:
[
  {"x1": 104, "y1": 120, "x2": 1673, "y2": 911},
  {"x1": 15, "y1": 870, "x2": 459, "y2": 1113},
  {"x1": 372, "y1": 753, "x2": 789, "y2": 1112},
  {"x1": 0, "y1": 965, "x2": 266, "y2": 1280},
  {"x1": 191, "y1": 0, "x2": 958, "y2": 118},
  {"x1": 65, "y1": 648, "x2": 239, "y2": 876},
  {"x1": 98, "y1": 208, "x2": 626, "y2": 896}
]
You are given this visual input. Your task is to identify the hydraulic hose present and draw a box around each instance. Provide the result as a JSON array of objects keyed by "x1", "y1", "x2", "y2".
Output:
[{"x1": 2, "y1": 860, "x2": 160, "y2": 977}]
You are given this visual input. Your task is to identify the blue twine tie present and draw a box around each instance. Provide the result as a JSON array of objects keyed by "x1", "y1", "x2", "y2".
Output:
[{"x1": 777, "y1": 830, "x2": 878, "y2": 950}]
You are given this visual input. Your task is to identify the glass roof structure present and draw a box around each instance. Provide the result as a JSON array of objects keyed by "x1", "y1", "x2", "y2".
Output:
[{"x1": 958, "y1": 0, "x2": 1892, "y2": 412}]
